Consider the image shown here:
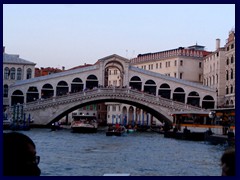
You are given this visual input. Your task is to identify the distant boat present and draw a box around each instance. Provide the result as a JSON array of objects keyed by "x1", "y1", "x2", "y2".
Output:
[
  {"x1": 71, "y1": 115, "x2": 98, "y2": 133},
  {"x1": 106, "y1": 124, "x2": 126, "y2": 136}
]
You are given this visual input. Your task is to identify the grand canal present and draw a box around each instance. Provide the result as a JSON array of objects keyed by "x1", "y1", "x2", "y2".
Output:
[{"x1": 4, "y1": 128, "x2": 225, "y2": 176}]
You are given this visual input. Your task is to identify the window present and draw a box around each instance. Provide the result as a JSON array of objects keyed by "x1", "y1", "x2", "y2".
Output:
[
  {"x1": 230, "y1": 85, "x2": 233, "y2": 94},
  {"x1": 199, "y1": 62, "x2": 202, "y2": 68},
  {"x1": 180, "y1": 60, "x2": 183, "y2": 66},
  {"x1": 226, "y1": 70, "x2": 229, "y2": 80},
  {"x1": 231, "y1": 56, "x2": 234, "y2": 63},
  {"x1": 17, "y1": 68, "x2": 22, "y2": 80},
  {"x1": 151, "y1": 64, "x2": 153, "y2": 69},
  {"x1": 231, "y1": 44, "x2": 234, "y2": 49},
  {"x1": 4, "y1": 84, "x2": 8, "y2": 97},
  {"x1": 174, "y1": 73, "x2": 177, "y2": 78},
  {"x1": 4, "y1": 67, "x2": 10, "y2": 79},
  {"x1": 26, "y1": 68, "x2": 32, "y2": 79},
  {"x1": 174, "y1": 60, "x2": 177, "y2": 66},
  {"x1": 231, "y1": 69, "x2": 233, "y2": 79},
  {"x1": 114, "y1": 70, "x2": 117, "y2": 75},
  {"x1": 226, "y1": 58, "x2": 229, "y2": 65},
  {"x1": 165, "y1": 62, "x2": 168, "y2": 67},
  {"x1": 226, "y1": 86, "x2": 229, "y2": 94},
  {"x1": 112, "y1": 105, "x2": 116, "y2": 111},
  {"x1": 180, "y1": 72, "x2": 183, "y2": 79},
  {"x1": 168, "y1": 61, "x2": 170, "y2": 67},
  {"x1": 148, "y1": 64, "x2": 151, "y2": 70},
  {"x1": 156, "y1": 63, "x2": 158, "y2": 69},
  {"x1": 159, "y1": 63, "x2": 162, "y2": 68},
  {"x1": 10, "y1": 67, "x2": 16, "y2": 80}
]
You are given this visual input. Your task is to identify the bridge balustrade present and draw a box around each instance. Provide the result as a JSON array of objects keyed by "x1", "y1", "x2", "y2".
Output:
[{"x1": 21, "y1": 87, "x2": 205, "y2": 112}]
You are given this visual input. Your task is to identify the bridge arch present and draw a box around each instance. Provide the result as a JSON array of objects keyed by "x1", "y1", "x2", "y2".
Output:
[
  {"x1": 46, "y1": 97, "x2": 172, "y2": 126},
  {"x1": 202, "y1": 95, "x2": 215, "y2": 109},
  {"x1": 71, "y1": 77, "x2": 84, "y2": 93},
  {"x1": 104, "y1": 60, "x2": 124, "y2": 87},
  {"x1": 41, "y1": 83, "x2": 54, "y2": 99},
  {"x1": 129, "y1": 76, "x2": 142, "y2": 91},
  {"x1": 173, "y1": 87, "x2": 185, "y2": 103},
  {"x1": 86, "y1": 74, "x2": 98, "y2": 89},
  {"x1": 187, "y1": 91, "x2": 200, "y2": 107},
  {"x1": 26, "y1": 86, "x2": 39, "y2": 103},
  {"x1": 11, "y1": 90, "x2": 24, "y2": 105},
  {"x1": 158, "y1": 83, "x2": 171, "y2": 99},
  {"x1": 56, "y1": 80, "x2": 69, "y2": 96},
  {"x1": 144, "y1": 79, "x2": 156, "y2": 95}
]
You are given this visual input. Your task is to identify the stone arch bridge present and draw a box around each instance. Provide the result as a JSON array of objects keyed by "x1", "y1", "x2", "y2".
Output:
[
  {"x1": 7, "y1": 54, "x2": 216, "y2": 126},
  {"x1": 22, "y1": 88, "x2": 208, "y2": 126}
]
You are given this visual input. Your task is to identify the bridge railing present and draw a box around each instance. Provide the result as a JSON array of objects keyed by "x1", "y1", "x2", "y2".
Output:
[
  {"x1": 23, "y1": 87, "x2": 206, "y2": 112},
  {"x1": 127, "y1": 88, "x2": 205, "y2": 111}
]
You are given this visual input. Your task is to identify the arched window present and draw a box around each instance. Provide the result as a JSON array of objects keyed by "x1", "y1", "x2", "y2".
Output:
[
  {"x1": 4, "y1": 84, "x2": 8, "y2": 97},
  {"x1": 4, "y1": 67, "x2": 10, "y2": 79},
  {"x1": 230, "y1": 85, "x2": 233, "y2": 94},
  {"x1": 226, "y1": 86, "x2": 229, "y2": 94},
  {"x1": 17, "y1": 68, "x2": 22, "y2": 80},
  {"x1": 231, "y1": 69, "x2": 233, "y2": 79},
  {"x1": 26, "y1": 68, "x2": 32, "y2": 79},
  {"x1": 231, "y1": 56, "x2": 234, "y2": 63},
  {"x1": 226, "y1": 58, "x2": 229, "y2": 65},
  {"x1": 10, "y1": 67, "x2": 16, "y2": 80},
  {"x1": 226, "y1": 70, "x2": 229, "y2": 80},
  {"x1": 226, "y1": 100, "x2": 229, "y2": 105}
]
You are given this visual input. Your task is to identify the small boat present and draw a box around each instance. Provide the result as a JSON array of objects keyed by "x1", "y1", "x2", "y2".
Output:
[
  {"x1": 127, "y1": 129, "x2": 136, "y2": 133},
  {"x1": 126, "y1": 125, "x2": 136, "y2": 133},
  {"x1": 71, "y1": 115, "x2": 98, "y2": 133},
  {"x1": 106, "y1": 124, "x2": 126, "y2": 136}
]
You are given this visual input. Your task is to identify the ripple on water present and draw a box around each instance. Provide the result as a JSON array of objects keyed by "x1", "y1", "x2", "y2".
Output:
[{"x1": 7, "y1": 129, "x2": 225, "y2": 176}]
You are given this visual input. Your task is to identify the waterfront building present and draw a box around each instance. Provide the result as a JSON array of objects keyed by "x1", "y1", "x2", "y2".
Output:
[
  {"x1": 3, "y1": 47, "x2": 36, "y2": 109},
  {"x1": 203, "y1": 29, "x2": 235, "y2": 108},
  {"x1": 224, "y1": 30, "x2": 235, "y2": 108},
  {"x1": 130, "y1": 44, "x2": 211, "y2": 83},
  {"x1": 203, "y1": 39, "x2": 226, "y2": 107}
]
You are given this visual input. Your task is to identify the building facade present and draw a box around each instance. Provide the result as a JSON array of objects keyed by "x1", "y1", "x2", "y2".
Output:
[
  {"x1": 3, "y1": 47, "x2": 36, "y2": 109},
  {"x1": 203, "y1": 30, "x2": 235, "y2": 108},
  {"x1": 224, "y1": 30, "x2": 235, "y2": 107},
  {"x1": 130, "y1": 45, "x2": 211, "y2": 83}
]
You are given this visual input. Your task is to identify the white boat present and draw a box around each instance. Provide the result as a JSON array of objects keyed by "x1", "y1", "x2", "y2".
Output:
[{"x1": 71, "y1": 115, "x2": 98, "y2": 133}]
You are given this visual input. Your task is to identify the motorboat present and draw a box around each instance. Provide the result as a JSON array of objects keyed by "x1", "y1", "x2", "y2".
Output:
[{"x1": 71, "y1": 115, "x2": 98, "y2": 133}]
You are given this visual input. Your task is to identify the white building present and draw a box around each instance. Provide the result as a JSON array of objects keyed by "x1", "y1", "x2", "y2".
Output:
[{"x1": 3, "y1": 47, "x2": 36, "y2": 109}]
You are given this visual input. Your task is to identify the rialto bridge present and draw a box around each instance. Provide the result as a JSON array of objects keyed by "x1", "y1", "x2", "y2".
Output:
[{"x1": 8, "y1": 54, "x2": 216, "y2": 125}]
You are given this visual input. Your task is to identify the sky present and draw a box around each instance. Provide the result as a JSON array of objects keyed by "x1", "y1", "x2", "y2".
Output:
[{"x1": 3, "y1": 4, "x2": 235, "y2": 69}]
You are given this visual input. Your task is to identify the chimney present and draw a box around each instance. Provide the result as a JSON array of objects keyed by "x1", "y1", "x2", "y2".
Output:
[
  {"x1": 216, "y1": 39, "x2": 220, "y2": 50},
  {"x1": 62, "y1": 66, "x2": 65, "y2": 71}
]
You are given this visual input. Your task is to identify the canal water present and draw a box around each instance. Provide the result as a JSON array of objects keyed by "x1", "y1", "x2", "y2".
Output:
[{"x1": 4, "y1": 128, "x2": 225, "y2": 176}]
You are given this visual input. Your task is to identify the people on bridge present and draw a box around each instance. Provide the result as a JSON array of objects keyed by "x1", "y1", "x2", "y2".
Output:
[{"x1": 3, "y1": 132, "x2": 41, "y2": 176}]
